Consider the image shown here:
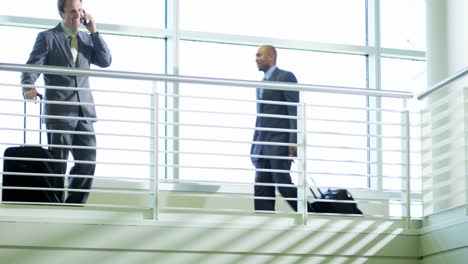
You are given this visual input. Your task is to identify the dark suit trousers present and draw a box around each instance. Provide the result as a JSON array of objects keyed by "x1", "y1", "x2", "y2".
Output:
[
  {"x1": 47, "y1": 120, "x2": 96, "y2": 204},
  {"x1": 254, "y1": 158, "x2": 297, "y2": 212}
]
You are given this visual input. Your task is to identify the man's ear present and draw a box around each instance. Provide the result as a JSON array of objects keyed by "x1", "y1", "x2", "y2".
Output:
[{"x1": 59, "y1": 12, "x2": 65, "y2": 19}]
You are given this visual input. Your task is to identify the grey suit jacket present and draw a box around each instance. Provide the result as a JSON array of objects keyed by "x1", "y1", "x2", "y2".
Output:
[
  {"x1": 21, "y1": 24, "x2": 112, "y2": 123},
  {"x1": 251, "y1": 67, "x2": 299, "y2": 163}
]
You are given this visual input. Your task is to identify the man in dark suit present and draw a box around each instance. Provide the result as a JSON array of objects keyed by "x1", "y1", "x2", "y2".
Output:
[
  {"x1": 22, "y1": 0, "x2": 112, "y2": 204},
  {"x1": 251, "y1": 45, "x2": 300, "y2": 212}
]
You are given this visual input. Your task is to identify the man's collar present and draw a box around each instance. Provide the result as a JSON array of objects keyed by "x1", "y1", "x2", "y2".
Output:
[
  {"x1": 60, "y1": 21, "x2": 76, "y2": 37},
  {"x1": 264, "y1": 66, "x2": 277, "y2": 80}
]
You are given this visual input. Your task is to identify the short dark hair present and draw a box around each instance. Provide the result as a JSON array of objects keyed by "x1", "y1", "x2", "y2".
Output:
[{"x1": 57, "y1": 0, "x2": 82, "y2": 12}]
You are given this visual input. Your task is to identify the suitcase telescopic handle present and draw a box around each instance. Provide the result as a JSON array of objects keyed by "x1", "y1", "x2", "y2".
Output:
[
  {"x1": 23, "y1": 93, "x2": 44, "y2": 145},
  {"x1": 308, "y1": 176, "x2": 324, "y2": 198}
]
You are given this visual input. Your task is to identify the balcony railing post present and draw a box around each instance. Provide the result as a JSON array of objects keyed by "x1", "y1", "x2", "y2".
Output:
[
  {"x1": 298, "y1": 102, "x2": 308, "y2": 224},
  {"x1": 151, "y1": 83, "x2": 160, "y2": 220},
  {"x1": 401, "y1": 108, "x2": 411, "y2": 228}
]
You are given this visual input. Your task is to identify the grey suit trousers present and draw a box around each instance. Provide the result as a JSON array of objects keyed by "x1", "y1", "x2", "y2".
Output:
[{"x1": 47, "y1": 119, "x2": 96, "y2": 204}]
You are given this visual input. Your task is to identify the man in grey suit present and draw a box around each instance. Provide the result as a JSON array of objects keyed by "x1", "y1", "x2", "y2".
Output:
[
  {"x1": 22, "y1": 0, "x2": 112, "y2": 204},
  {"x1": 251, "y1": 45, "x2": 301, "y2": 212}
]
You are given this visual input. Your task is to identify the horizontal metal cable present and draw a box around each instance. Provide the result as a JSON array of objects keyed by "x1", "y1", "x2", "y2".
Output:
[
  {"x1": 0, "y1": 171, "x2": 152, "y2": 182},
  {"x1": 1, "y1": 200, "x2": 152, "y2": 210},
  {"x1": 305, "y1": 143, "x2": 419, "y2": 154},
  {"x1": 0, "y1": 63, "x2": 413, "y2": 98},
  {"x1": 307, "y1": 171, "x2": 408, "y2": 180},
  {"x1": 307, "y1": 130, "x2": 409, "y2": 140},
  {"x1": 166, "y1": 193, "x2": 302, "y2": 202},
  {"x1": 0, "y1": 142, "x2": 152, "y2": 153},
  {"x1": 0, "y1": 63, "x2": 420, "y2": 219},
  {"x1": 161, "y1": 136, "x2": 298, "y2": 147},
  {"x1": 163, "y1": 149, "x2": 422, "y2": 165},
  {"x1": 163, "y1": 92, "x2": 421, "y2": 119},
  {"x1": 306, "y1": 117, "x2": 405, "y2": 127},
  {"x1": 1, "y1": 127, "x2": 152, "y2": 139},
  {"x1": 160, "y1": 150, "x2": 297, "y2": 161},
  {"x1": 39, "y1": 98, "x2": 153, "y2": 112},
  {"x1": 166, "y1": 179, "x2": 418, "y2": 198},
  {"x1": 161, "y1": 121, "x2": 300, "y2": 133},
  {"x1": 0, "y1": 97, "x2": 154, "y2": 111},
  {"x1": 160, "y1": 164, "x2": 296, "y2": 174},
  {"x1": 159, "y1": 207, "x2": 298, "y2": 216},
  {"x1": 161, "y1": 107, "x2": 300, "y2": 120},
  {"x1": 308, "y1": 186, "x2": 412, "y2": 195},
  {"x1": 1, "y1": 156, "x2": 152, "y2": 167},
  {"x1": 161, "y1": 92, "x2": 299, "y2": 106},
  {"x1": 2, "y1": 81, "x2": 154, "y2": 96},
  {"x1": 161, "y1": 179, "x2": 299, "y2": 188},
  {"x1": 163, "y1": 192, "x2": 259, "y2": 200},
  {"x1": 165, "y1": 179, "x2": 414, "y2": 197},
  {"x1": 164, "y1": 144, "x2": 418, "y2": 157},
  {"x1": 306, "y1": 102, "x2": 408, "y2": 113},
  {"x1": 306, "y1": 157, "x2": 409, "y2": 167},
  {"x1": 1, "y1": 186, "x2": 153, "y2": 195},
  {"x1": 0, "y1": 112, "x2": 153, "y2": 125}
]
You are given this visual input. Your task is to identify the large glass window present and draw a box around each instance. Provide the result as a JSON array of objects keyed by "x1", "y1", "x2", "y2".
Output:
[
  {"x1": 0, "y1": 0, "x2": 427, "y2": 200},
  {"x1": 0, "y1": 26, "x2": 41, "y2": 64},
  {"x1": 0, "y1": 26, "x2": 45, "y2": 151},
  {"x1": 177, "y1": 41, "x2": 256, "y2": 183},
  {"x1": 380, "y1": 58, "x2": 425, "y2": 191},
  {"x1": 180, "y1": 0, "x2": 366, "y2": 45},
  {"x1": 2, "y1": 1, "x2": 165, "y2": 28},
  {"x1": 90, "y1": 36, "x2": 165, "y2": 181},
  {"x1": 0, "y1": 24, "x2": 165, "y2": 182},
  {"x1": 177, "y1": 41, "x2": 368, "y2": 187},
  {"x1": 380, "y1": 0, "x2": 426, "y2": 50}
]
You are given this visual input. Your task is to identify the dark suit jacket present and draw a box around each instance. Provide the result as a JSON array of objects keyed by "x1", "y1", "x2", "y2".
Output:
[
  {"x1": 251, "y1": 67, "x2": 299, "y2": 164},
  {"x1": 21, "y1": 24, "x2": 112, "y2": 123}
]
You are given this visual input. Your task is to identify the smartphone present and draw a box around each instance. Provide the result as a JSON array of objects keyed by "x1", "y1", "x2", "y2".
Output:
[
  {"x1": 81, "y1": 18, "x2": 89, "y2": 25},
  {"x1": 80, "y1": 9, "x2": 89, "y2": 25}
]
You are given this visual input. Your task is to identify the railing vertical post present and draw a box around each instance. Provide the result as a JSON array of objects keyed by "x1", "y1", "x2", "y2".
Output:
[
  {"x1": 151, "y1": 83, "x2": 160, "y2": 220},
  {"x1": 401, "y1": 107, "x2": 411, "y2": 228},
  {"x1": 299, "y1": 102, "x2": 308, "y2": 225}
]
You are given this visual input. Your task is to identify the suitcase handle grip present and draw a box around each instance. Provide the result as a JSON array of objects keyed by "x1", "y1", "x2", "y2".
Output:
[
  {"x1": 308, "y1": 176, "x2": 324, "y2": 198},
  {"x1": 23, "y1": 93, "x2": 44, "y2": 145}
]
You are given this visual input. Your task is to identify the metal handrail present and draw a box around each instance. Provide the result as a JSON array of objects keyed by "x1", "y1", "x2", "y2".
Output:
[
  {"x1": 417, "y1": 65, "x2": 468, "y2": 100},
  {"x1": 0, "y1": 62, "x2": 413, "y2": 99},
  {"x1": 0, "y1": 61, "x2": 416, "y2": 218}
]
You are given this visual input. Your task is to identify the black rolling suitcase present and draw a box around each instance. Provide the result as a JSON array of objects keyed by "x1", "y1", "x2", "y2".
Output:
[
  {"x1": 2, "y1": 94, "x2": 64, "y2": 204},
  {"x1": 308, "y1": 177, "x2": 363, "y2": 215}
]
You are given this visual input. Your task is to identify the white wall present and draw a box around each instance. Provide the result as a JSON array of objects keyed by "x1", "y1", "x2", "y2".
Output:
[
  {"x1": 0, "y1": 206, "x2": 420, "y2": 264},
  {"x1": 446, "y1": 0, "x2": 468, "y2": 74},
  {"x1": 421, "y1": 0, "x2": 468, "y2": 263}
]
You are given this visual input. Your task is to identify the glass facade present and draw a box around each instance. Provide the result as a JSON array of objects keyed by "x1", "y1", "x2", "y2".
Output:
[{"x1": 0, "y1": 1, "x2": 426, "y2": 192}]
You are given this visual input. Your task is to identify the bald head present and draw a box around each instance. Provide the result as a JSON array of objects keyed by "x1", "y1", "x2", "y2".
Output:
[{"x1": 255, "y1": 45, "x2": 277, "y2": 73}]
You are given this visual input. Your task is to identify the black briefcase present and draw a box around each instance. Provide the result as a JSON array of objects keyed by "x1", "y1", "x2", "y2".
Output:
[
  {"x1": 309, "y1": 188, "x2": 362, "y2": 214},
  {"x1": 2, "y1": 146, "x2": 64, "y2": 203},
  {"x1": 2, "y1": 94, "x2": 64, "y2": 204}
]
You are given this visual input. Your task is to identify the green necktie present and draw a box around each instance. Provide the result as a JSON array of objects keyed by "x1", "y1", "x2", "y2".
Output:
[{"x1": 70, "y1": 33, "x2": 78, "y2": 63}]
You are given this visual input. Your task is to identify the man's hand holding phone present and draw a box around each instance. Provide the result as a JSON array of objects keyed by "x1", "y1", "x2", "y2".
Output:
[{"x1": 80, "y1": 9, "x2": 97, "y2": 34}]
